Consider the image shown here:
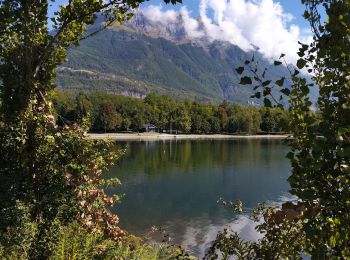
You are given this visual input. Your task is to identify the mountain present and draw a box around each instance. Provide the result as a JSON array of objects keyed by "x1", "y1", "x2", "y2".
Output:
[{"x1": 57, "y1": 12, "x2": 313, "y2": 104}]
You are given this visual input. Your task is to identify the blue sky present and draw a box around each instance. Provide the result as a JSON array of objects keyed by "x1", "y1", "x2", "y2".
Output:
[
  {"x1": 48, "y1": 0, "x2": 312, "y2": 62},
  {"x1": 49, "y1": 1, "x2": 308, "y2": 29},
  {"x1": 138, "y1": 0, "x2": 308, "y2": 28}
]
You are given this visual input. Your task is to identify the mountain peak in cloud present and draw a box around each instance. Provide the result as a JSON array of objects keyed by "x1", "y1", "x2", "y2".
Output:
[{"x1": 130, "y1": 0, "x2": 311, "y2": 64}]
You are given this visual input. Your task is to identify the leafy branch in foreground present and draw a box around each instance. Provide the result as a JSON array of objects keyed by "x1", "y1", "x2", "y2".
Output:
[
  {"x1": 0, "y1": 0, "x2": 181, "y2": 258},
  {"x1": 207, "y1": 0, "x2": 350, "y2": 259}
]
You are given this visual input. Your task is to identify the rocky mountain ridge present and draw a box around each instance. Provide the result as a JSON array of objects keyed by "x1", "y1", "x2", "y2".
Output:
[{"x1": 57, "y1": 12, "x2": 314, "y2": 104}]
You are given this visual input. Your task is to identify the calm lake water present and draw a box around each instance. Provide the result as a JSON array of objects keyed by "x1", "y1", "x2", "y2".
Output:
[{"x1": 106, "y1": 139, "x2": 292, "y2": 257}]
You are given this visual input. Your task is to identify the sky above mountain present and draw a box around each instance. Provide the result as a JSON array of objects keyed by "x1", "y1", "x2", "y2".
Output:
[
  {"x1": 49, "y1": 0, "x2": 312, "y2": 63},
  {"x1": 140, "y1": 0, "x2": 312, "y2": 63},
  {"x1": 142, "y1": 0, "x2": 309, "y2": 28}
]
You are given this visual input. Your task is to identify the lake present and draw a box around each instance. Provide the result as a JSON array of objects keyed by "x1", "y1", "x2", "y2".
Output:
[{"x1": 106, "y1": 139, "x2": 292, "y2": 257}]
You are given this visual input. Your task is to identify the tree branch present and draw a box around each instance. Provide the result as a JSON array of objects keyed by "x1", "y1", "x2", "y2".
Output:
[{"x1": 33, "y1": 0, "x2": 125, "y2": 79}]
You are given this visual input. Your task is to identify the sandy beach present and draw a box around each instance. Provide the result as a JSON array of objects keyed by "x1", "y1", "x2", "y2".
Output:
[{"x1": 88, "y1": 133, "x2": 290, "y2": 141}]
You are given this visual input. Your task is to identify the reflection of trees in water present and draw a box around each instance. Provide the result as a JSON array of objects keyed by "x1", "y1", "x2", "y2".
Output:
[
  {"x1": 110, "y1": 139, "x2": 289, "y2": 177},
  {"x1": 107, "y1": 139, "x2": 290, "y2": 222},
  {"x1": 106, "y1": 139, "x2": 291, "y2": 255}
]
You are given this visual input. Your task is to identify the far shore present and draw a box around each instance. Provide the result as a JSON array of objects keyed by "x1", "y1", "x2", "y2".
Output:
[{"x1": 88, "y1": 132, "x2": 291, "y2": 141}]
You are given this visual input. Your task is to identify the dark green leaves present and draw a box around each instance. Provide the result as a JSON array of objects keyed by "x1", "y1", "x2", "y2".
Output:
[
  {"x1": 235, "y1": 67, "x2": 245, "y2": 75},
  {"x1": 263, "y1": 87, "x2": 271, "y2": 96},
  {"x1": 239, "y1": 76, "x2": 252, "y2": 85},
  {"x1": 281, "y1": 88, "x2": 290, "y2": 96},
  {"x1": 303, "y1": 10, "x2": 310, "y2": 19},
  {"x1": 274, "y1": 61, "x2": 282, "y2": 66},
  {"x1": 263, "y1": 98, "x2": 272, "y2": 107},
  {"x1": 250, "y1": 92, "x2": 261, "y2": 99},
  {"x1": 164, "y1": 0, "x2": 183, "y2": 4},
  {"x1": 300, "y1": 83, "x2": 309, "y2": 95},
  {"x1": 262, "y1": 80, "x2": 271, "y2": 87},
  {"x1": 296, "y1": 59, "x2": 307, "y2": 69},
  {"x1": 276, "y1": 77, "x2": 285, "y2": 87},
  {"x1": 293, "y1": 69, "x2": 300, "y2": 76}
]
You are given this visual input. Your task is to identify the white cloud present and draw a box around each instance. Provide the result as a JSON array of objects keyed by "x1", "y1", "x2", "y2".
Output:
[
  {"x1": 180, "y1": 7, "x2": 205, "y2": 38},
  {"x1": 141, "y1": 5, "x2": 178, "y2": 25},
  {"x1": 141, "y1": 0, "x2": 312, "y2": 64}
]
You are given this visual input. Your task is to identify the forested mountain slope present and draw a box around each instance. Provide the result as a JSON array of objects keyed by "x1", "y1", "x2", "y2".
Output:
[{"x1": 57, "y1": 13, "x2": 315, "y2": 104}]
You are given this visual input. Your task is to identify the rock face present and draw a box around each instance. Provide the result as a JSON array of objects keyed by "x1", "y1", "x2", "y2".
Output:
[
  {"x1": 57, "y1": 12, "x2": 316, "y2": 104},
  {"x1": 127, "y1": 12, "x2": 188, "y2": 42}
]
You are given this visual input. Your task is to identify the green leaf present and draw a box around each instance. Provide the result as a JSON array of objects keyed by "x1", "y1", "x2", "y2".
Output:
[
  {"x1": 297, "y1": 59, "x2": 307, "y2": 69},
  {"x1": 275, "y1": 77, "x2": 285, "y2": 87},
  {"x1": 286, "y1": 152, "x2": 294, "y2": 160},
  {"x1": 281, "y1": 88, "x2": 290, "y2": 96},
  {"x1": 303, "y1": 10, "x2": 310, "y2": 19},
  {"x1": 293, "y1": 69, "x2": 300, "y2": 76},
  {"x1": 263, "y1": 98, "x2": 272, "y2": 107},
  {"x1": 300, "y1": 84, "x2": 309, "y2": 95},
  {"x1": 251, "y1": 92, "x2": 261, "y2": 99},
  {"x1": 262, "y1": 80, "x2": 271, "y2": 87},
  {"x1": 239, "y1": 76, "x2": 252, "y2": 85},
  {"x1": 235, "y1": 67, "x2": 244, "y2": 75},
  {"x1": 263, "y1": 87, "x2": 271, "y2": 96}
]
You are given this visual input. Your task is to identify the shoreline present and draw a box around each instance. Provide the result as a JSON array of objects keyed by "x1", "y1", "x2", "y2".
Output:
[{"x1": 88, "y1": 133, "x2": 291, "y2": 141}]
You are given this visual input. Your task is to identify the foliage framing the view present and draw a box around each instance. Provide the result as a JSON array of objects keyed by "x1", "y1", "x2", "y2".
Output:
[
  {"x1": 206, "y1": 0, "x2": 350, "y2": 259},
  {"x1": 0, "y1": 0, "x2": 182, "y2": 258}
]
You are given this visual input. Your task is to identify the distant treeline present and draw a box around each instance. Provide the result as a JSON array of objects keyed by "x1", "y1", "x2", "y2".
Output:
[{"x1": 53, "y1": 91, "x2": 291, "y2": 134}]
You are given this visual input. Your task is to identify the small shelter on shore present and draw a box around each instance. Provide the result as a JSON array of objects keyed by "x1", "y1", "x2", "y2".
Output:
[{"x1": 143, "y1": 124, "x2": 157, "y2": 133}]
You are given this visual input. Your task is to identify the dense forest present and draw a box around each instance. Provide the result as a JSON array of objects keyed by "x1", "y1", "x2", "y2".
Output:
[{"x1": 53, "y1": 91, "x2": 291, "y2": 134}]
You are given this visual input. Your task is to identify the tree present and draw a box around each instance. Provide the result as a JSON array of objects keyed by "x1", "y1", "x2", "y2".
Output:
[
  {"x1": 52, "y1": 90, "x2": 76, "y2": 123},
  {"x1": 260, "y1": 108, "x2": 289, "y2": 133},
  {"x1": 75, "y1": 92, "x2": 94, "y2": 126},
  {"x1": 189, "y1": 102, "x2": 212, "y2": 134},
  {"x1": 172, "y1": 104, "x2": 192, "y2": 133},
  {"x1": 207, "y1": 0, "x2": 350, "y2": 258},
  {"x1": 0, "y1": 0, "x2": 181, "y2": 258},
  {"x1": 216, "y1": 106, "x2": 229, "y2": 131},
  {"x1": 260, "y1": 108, "x2": 276, "y2": 133},
  {"x1": 115, "y1": 112, "x2": 123, "y2": 130},
  {"x1": 97, "y1": 101, "x2": 118, "y2": 132}
]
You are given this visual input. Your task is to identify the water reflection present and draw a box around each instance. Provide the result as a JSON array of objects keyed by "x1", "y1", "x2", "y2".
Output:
[{"x1": 106, "y1": 139, "x2": 291, "y2": 256}]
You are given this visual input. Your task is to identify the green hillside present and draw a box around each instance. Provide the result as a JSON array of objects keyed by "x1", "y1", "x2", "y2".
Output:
[{"x1": 57, "y1": 26, "x2": 307, "y2": 104}]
